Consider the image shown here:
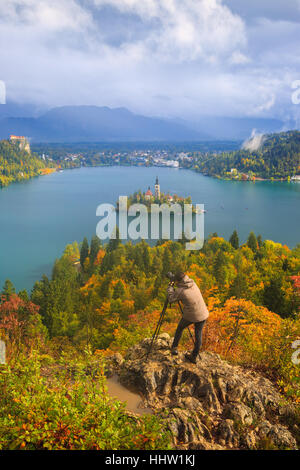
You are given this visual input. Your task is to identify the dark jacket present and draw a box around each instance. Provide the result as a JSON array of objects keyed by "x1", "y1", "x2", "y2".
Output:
[{"x1": 167, "y1": 275, "x2": 209, "y2": 322}]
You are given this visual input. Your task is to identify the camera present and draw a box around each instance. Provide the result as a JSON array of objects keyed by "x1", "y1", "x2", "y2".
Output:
[{"x1": 166, "y1": 272, "x2": 176, "y2": 282}]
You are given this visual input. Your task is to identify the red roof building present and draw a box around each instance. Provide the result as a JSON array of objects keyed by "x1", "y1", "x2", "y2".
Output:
[{"x1": 145, "y1": 187, "x2": 153, "y2": 199}]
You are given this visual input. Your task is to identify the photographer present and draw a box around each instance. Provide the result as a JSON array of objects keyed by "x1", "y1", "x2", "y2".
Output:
[{"x1": 167, "y1": 272, "x2": 209, "y2": 364}]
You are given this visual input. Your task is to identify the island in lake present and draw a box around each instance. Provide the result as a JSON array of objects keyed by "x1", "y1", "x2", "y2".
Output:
[{"x1": 116, "y1": 176, "x2": 201, "y2": 213}]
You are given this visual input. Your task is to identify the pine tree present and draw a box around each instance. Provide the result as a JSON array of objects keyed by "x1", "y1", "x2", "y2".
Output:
[
  {"x1": 162, "y1": 248, "x2": 172, "y2": 276},
  {"x1": 90, "y1": 235, "x2": 101, "y2": 266},
  {"x1": 213, "y1": 250, "x2": 228, "y2": 285},
  {"x1": 1, "y1": 280, "x2": 15, "y2": 300},
  {"x1": 257, "y1": 234, "x2": 263, "y2": 249},
  {"x1": 107, "y1": 227, "x2": 120, "y2": 252},
  {"x1": 143, "y1": 246, "x2": 151, "y2": 272},
  {"x1": 18, "y1": 290, "x2": 29, "y2": 302},
  {"x1": 229, "y1": 230, "x2": 239, "y2": 249},
  {"x1": 263, "y1": 276, "x2": 286, "y2": 316},
  {"x1": 247, "y1": 232, "x2": 258, "y2": 253},
  {"x1": 113, "y1": 280, "x2": 126, "y2": 300},
  {"x1": 80, "y1": 237, "x2": 89, "y2": 268}
]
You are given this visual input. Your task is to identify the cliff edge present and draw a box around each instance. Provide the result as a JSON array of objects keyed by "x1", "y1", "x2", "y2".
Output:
[{"x1": 107, "y1": 334, "x2": 299, "y2": 450}]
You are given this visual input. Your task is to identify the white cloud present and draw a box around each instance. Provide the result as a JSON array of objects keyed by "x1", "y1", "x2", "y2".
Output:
[
  {"x1": 0, "y1": 0, "x2": 92, "y2": 32},
  {"x1": 229, "y1": 51, "x2": 251, "y2": 65},
  {"x1": 0, "y1": 0, "x2": 298, "y2": 123},
  {"x1": 255, "y1": 94, "x2": 276, "y2": 113},
  {"x1": 242, "y1": 130, "x2": 266, "y2": 151},
  {"x1": 93, "y1": 0, "x2": 247, "y2": 63}
]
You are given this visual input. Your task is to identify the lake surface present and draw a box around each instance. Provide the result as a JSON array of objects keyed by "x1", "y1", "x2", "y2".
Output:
[{"x1": 0, "y1": 166, "x2": 299, "y2": 292}]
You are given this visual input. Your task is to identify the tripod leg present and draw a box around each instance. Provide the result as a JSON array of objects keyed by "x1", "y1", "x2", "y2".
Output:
[{"x1": 146, "y1": 297, "x2": 169, "y2": 360}]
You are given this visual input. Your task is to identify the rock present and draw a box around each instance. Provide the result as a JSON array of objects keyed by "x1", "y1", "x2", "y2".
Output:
[
  {"x1": 179, "y1": 396, "x2": 204, "y2": 411},
  {"x1": 105, "y1": 337, "x2": 298, "y2": 450},
  {"x1": 217, "y1": 419, "x2": 240, "y2": 448},
  {"x1": 244, "y1": 430, "x2": 257, "y2": 450},
  {"x1": 105, "y1": 353, "x2": 125, "y2": 377},
  {"x1": 257, "y1": 421, "x2": 297, "y2": 450},
  {"x1": 223, "y1": 402, "x2": 253, "y2": 425}
]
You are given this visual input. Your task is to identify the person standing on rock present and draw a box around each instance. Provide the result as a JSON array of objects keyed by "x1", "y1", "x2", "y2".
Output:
[{"x1": 167, "y1": 272, "x2": 209, "y2": 364}]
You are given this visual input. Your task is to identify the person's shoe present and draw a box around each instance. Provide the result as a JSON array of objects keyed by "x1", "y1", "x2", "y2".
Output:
[
  {"x1": 171, "y1": 347, "x2": 179, "y2": 356},
  {"x1": 185, "y1": 352, "x2": 197, "y2": 364}
]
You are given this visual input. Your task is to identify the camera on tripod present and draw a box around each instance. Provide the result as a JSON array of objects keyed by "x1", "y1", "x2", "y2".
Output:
[
  {"x1": 145, "y1": 270, "x2": 194, "y2": 360},
  {"x1": 166, "y1": 272, "x2": 176, "y2": 285}
]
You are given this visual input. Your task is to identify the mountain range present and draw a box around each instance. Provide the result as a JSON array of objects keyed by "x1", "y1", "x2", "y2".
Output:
[{"x1": 0, "y1": 102, "x2": 289, "y2": 142}]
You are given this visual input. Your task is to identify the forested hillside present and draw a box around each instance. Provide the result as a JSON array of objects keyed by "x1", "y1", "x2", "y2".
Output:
[
  {"x1": 0, "y1": 232, "x2": 299, "y2": 449},
  {"x1": 194, "y1": 131, "x2": 300, "y2": 180},
  {"x1": 0, "y1": 139, "x2": 52, "y2": 187}
]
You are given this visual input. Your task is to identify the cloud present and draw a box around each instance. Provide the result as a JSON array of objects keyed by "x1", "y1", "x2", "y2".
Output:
[
  {"x1": 229, "y1": 51, "x2": 251, "y2": 65},
  {"x1": 0, "y1": 0, "x2": 92, "y2": 31},
  {"x1": 242, "y1": 129, "x2": 266, "y2": 151},
  {"x1": 255, "y1": 94, "x2": 276, "y2": 113},
  {"x1": 92, "y1": 0, "x2": 247, "y2": 63},
  {"x1": 0, "y1": 0, "x2": 298, "y2": 124},
  {"x1": 224, "y1": 0, "x2": 300, "y2": 23}
]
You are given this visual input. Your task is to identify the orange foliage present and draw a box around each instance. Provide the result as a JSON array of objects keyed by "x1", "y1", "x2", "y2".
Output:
[
  {"x1": 80, "y1": 274, "x2": 100, "y2": 296},
  {"x1": 94, "y1": 249, "x2": 106, "y2": 266},
  {"x1": 39, "y1": 168, "x2": 56, "y2": 175},
  {"x1": 202, "y1": 297, "x2": 282, "y2": 361}
]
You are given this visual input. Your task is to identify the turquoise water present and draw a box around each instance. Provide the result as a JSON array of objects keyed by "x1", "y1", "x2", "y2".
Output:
[{"x1": 0, "y1": 166, "x2": 299, "y2": 292}]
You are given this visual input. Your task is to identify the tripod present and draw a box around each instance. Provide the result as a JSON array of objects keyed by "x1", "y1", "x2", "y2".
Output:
[{"x1": 145, "y1": 291, "x2": 195, "y2": 360}]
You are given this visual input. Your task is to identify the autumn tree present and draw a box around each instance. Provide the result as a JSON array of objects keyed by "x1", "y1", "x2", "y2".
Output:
[{"x1": 0, "y1": 295, "x2": 46, "y2": 353}]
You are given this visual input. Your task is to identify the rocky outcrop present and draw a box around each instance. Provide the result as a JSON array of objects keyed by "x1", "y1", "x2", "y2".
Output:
[{"x1": 106, "y1": 334, "x2": 299, "y2": 450}]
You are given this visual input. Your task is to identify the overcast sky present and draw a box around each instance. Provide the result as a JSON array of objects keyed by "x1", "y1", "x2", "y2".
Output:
[{"x1": 0, "y1": 0, "x2": 300, "y2": 122}]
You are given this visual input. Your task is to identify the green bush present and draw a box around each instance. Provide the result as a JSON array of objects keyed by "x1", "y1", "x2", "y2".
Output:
[{"x1": 0, "y1": 352, "x2": 172, "y2": 450}]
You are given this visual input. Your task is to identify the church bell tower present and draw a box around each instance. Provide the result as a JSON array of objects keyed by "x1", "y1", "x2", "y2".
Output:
[{"x1": 155, "y1": 176, "x2": 160, "y2": 199}]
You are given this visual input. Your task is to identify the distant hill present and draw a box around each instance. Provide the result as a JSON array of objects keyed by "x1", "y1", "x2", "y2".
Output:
[
  {"x1": 194, "y1": 130, "x2": 300, "y2": 179},
  {"x1": 0, "y1": 103, "x2": 294, "y2": 142},
  {"x1": 0, "y1": 105, "x2": 207, "y2": 142},
  {"x1": 182, "y1": 115, "x2": 285, "y2": 140},
  {"x1": 0, "y1": 101, "x2": 47, "y2": 119}
]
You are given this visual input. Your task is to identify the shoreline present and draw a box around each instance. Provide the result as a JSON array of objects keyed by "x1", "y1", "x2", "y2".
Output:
[{"x1": 1, "y1": 161, "x2": 298, "y2": 190}]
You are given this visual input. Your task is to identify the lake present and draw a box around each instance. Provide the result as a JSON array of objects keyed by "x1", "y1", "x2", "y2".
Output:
[{"x1": 0, "y1": 166, "x2": 299, "y2": 292}]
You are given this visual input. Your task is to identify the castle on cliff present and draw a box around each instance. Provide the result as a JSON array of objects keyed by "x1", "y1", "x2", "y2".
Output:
[{"x1": 9, "y1": 135, "x2": 31, "y2": 153}]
